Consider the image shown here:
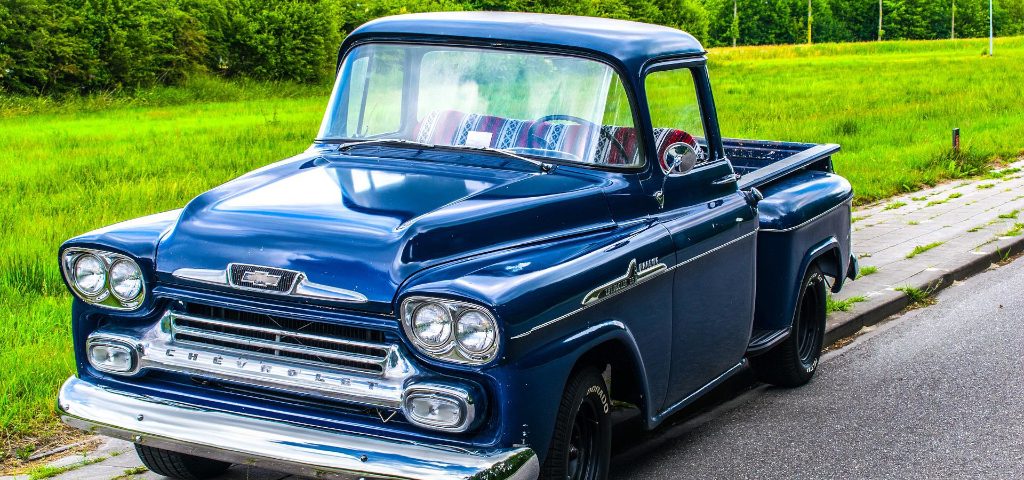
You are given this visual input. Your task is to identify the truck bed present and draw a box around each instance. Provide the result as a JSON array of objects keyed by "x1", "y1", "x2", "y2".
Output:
[{"x1": 725, "y1": 138, "x2": 841, "y2": 191}]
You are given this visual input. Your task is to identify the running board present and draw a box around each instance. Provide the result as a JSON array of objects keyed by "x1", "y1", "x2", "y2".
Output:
[{"x1": 746, "y1": 328, "x2": 790, "y2": 356}]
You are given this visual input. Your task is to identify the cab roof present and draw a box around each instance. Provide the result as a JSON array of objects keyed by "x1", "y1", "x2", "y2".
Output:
[{"x1": 346, "y1": 12, "x2": 706, "y2": 68}]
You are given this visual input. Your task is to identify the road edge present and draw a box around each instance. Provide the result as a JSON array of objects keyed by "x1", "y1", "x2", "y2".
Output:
[{"x1": 825, "y1": 235, "x2": 1024, "y2": 345}]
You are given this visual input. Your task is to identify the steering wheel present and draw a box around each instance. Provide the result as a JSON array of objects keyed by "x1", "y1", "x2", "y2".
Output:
[{"x1": 528, "y1": 114, "x2": 629, "y2": 163}]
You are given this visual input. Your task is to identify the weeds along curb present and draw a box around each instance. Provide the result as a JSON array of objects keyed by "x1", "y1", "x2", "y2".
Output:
[{"x1": 825, "y1": 235, "x2": 1024, "y2": 345}]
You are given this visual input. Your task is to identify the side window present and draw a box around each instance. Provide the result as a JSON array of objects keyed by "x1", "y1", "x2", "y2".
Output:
[
  {"x1": 593, "y1": 75, "x2": 641, "y2": 167},
  {"x1": 645, "y1": 68, "x2": 707, "y2": 167},
  {"x1": 343, "y1": 48, "x2": 404, "y2": 137}
]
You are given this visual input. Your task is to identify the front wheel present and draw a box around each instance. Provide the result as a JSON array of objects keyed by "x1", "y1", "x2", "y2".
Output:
[
  {"x1": 135, "y1": 444, "x2": 231, "y2": 480},
  {"x1": 540, "y1": 368, "x2": 612, "y2": 480},
  {"x1": 750, "y1": 264, "x2": 827, "y2": 387}
]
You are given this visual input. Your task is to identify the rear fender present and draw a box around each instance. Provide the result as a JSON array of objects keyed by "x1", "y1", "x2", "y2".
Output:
[{"x1": 804, "y1": 237, "x2": 843, "y2": 292}]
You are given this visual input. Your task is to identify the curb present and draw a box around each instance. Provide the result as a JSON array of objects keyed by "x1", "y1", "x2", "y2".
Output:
[{"x1": 824, "y1": 234, "x2": 1024, "y2": 345}]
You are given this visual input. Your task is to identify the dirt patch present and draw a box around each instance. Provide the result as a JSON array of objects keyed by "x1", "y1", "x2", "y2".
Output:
[{"x1": 0, "y1": 426, "x2": 92, "y2": 475}]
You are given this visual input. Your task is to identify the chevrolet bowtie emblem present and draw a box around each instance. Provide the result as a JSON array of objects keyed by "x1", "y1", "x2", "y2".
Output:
[{"x1": 240, "y1": 270, "x2": 283, "y2": 288}]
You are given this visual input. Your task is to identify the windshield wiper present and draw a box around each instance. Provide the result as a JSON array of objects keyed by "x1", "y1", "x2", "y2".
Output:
[
  {"x1": 458, "y1": 145, "x2": 553, "y2": 173},
  {"x1": 338, "y1": 139, "x2": 553, "y2": 173},
  {"x1": 337, "y1": 138, "x2": 437, "y2": 152}
]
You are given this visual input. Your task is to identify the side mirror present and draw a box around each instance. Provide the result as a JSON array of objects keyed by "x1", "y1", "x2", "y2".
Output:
[{"x1": 662, "y1": 142, "x2": 699, "y2": 176}]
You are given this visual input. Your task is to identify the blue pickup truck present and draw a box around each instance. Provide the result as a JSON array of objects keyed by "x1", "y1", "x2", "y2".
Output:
[{"x1": 56, "y1": 12, "x2": 856, "y2": 480}]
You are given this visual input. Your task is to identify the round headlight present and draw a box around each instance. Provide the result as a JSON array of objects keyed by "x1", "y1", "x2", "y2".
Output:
[
  {"x1": 456, "y1": 310, "x2": 497, "y2": 355},
  {"x1": 412, "y1": 303, "x2": 453, "y2": 349},
  {"x1": 73, "y1": 254, "x2": 107, "y2": 296},
  {"x1": 109, "y1": 259, "x2": 143, "y2": 301}
]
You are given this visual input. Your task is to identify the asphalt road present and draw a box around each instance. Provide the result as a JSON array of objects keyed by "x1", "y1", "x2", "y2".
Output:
[{"x1": 609, "y1": 258, "x2": 1024, "y2": 479}]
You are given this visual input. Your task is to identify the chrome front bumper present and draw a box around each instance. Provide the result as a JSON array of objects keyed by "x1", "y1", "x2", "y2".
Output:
[{"x1": 58, "y1": 377, "x2": 538, "y2": 480}]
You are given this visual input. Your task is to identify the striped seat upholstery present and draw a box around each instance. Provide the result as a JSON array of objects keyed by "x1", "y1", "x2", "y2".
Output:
[{"x1": 414, "y1": 110, "x2": 697, "y2": 168}]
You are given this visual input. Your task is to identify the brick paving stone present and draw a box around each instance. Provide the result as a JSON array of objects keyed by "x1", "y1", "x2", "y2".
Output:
[{"x1": 833, "y1": 158, "x2": 1024, "y2": 319}]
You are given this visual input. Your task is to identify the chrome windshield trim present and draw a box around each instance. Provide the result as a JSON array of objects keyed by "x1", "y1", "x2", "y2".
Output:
[
  {"x1": 58, "y1": 377, "x2": 539, "y2": 480},
  {"x1": 171, "y1": 267, "x2": 368, "y2": 304}
]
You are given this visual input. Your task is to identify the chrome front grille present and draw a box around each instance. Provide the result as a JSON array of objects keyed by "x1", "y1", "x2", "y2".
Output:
[{"x1": 170, "y1": 303, "x2": 390, "y2": 375}]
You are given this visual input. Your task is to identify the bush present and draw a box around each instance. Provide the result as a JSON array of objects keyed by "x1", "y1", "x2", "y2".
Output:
[
  {"x1": 3, "y1": 0, "x2": 1024, "y2": 96},
  {"x1": 223, "y1": 0, "x2": 341, "y2": 82}
]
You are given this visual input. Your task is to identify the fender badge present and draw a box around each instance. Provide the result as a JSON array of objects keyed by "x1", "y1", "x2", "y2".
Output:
[{"x1": 581, "y1": 257, "x2": 667, "y2": 305}]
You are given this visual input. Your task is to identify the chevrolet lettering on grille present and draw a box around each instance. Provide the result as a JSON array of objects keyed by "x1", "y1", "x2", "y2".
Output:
[{"x1": 240, "y1": 270, "x2": 283, "y2": 288}]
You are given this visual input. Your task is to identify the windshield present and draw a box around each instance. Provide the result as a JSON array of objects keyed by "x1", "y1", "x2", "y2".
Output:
[{"x1": 318, "y1": 43, "x2": 641, "y2": 167}]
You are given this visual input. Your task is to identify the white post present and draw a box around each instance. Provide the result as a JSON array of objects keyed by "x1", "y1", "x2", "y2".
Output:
[
  {"x1": 878, "y1": 0, "x2": 884, "y2": 41},
  {"x1": 733, "y1": 0, "x2": 738, "y2": 47},
  {"x1": 951, "y1": 0, "x2": 955, "y2": 39},
  {"x1": 990, "y1": 0, "x2": 994, "y2": 55}
]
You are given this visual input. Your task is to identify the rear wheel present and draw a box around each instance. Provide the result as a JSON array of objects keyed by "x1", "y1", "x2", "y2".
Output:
[
  {"x1": 135, "y1": 444, "x2": 231, "y2": 480},
  {"x1": 541, "y1": 368, "x2": 612, "y2": 480},
  {"x1": 750, "y1": 264, "x2": 827, "y2": 387}
]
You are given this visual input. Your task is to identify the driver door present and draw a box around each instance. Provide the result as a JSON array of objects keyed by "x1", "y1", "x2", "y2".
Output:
[{"x1": 645, "y1": 65, "x2": 758, "y2": 412}]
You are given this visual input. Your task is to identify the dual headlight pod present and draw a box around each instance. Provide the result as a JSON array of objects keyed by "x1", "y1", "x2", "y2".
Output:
[
  {"x1": 401, "y1": 297, "x2": 500, "y2": 365},
  {"x1": 61, "y1": 248, "x2": 145, "y2": 310}
]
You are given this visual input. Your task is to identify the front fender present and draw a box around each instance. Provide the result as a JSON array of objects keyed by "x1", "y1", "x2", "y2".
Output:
[
  {"x1": 399, "y1": 223, "x2": 676, "y2": 461},
  {"x1": 497, "y1": 319, "x2": 651, "y2": 464}
]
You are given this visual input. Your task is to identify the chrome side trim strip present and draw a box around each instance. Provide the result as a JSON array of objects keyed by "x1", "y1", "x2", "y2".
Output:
[
  {"x1": 652, "y1": 359, "x2": 747, "y2": 425},
  {"x1": 511, "y1": 229, "x2": 757, "y2": 340},
  {"x1": 58, "y1": 377, "x2": 540, "y2": 480},
  {"x1": 171, "y1": 267, "x2": 368, "y2": 303},
  {"x1": 758, "y1": 197, "x2": 851, "y2": 233},
  {"x1": 667, "y1": 229, "x2": 757, "y2": 272},
  {"x1": 293, "y1": 278, "x2": 369, "y2": 303},
  {"x1": 172, "y1": 268, "x2": 227, "y2": 285}
]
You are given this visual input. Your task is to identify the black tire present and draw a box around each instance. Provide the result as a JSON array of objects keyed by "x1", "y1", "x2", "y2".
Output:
[
  {"x1": 540, "y1": 367, "x2": 612, "y2": 480},
  {"x1": 135, "y1": 444, "x2": 231, "y2": 480},
  {"x1": 750, "y1": 264, "x2": 827, "y2": 387}
]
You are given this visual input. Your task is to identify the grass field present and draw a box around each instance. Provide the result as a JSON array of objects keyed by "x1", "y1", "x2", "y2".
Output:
[{"x1": 2, "y1": 36, "x2": 1023, "y2": 462}]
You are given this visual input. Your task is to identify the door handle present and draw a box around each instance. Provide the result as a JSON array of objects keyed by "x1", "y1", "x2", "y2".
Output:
[{"x1": 712, "y1": 173, "x2": 742, "y2": 185}]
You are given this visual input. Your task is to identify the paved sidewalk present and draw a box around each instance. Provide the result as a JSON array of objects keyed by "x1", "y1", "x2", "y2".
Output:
[
  {"x1": 826, "y1": 158, "x2": 1024, "y2": 342},
  {"x1": 6, "y1": 160, "x2": 1024, "y2": 480}
]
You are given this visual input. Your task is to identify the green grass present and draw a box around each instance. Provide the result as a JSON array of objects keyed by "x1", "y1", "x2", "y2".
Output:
[
  {"x1": 906, "y1": 241, "x2": 945, "y2": 258},
  {"x1": 884, "y1": 201, "x2": 907, "y2": 210},
  {"x1": 4, "y1": 35, "x2": 1024, "y2": 457},
  {"x1": 0, "y1": 77, "x2": 330, "y2": 459},
  {"x1": 858, "y1": 266, "x2": 878, "y2": 277},
  {"x1": 1003, "y1": 223, "x2": 1024, "y2": 237},
  {"x1": 895, "y1": 286, "x2": 935, "y2": 306},
  {"x1": 986, "y1": 167, "x2": 1021, "y2": 179},
  {"x1": 111, "y1": 466, "x2": 149, "y2": 480},
  {"x1": 998, "y1": 210, "x2": 1020, "y2": 219},
  {"x1": 27, "y1": 456, "x2": 106, "y2": 479},
  {"x1": 711, "y1": 37, "x2": 1024, "y2": 203},
  {"x1": 977, "y1": 183, "x2": 995, "y2": 189},
  {"x1": 826, "y1": 295, "x2": 867, "y2": 313}
]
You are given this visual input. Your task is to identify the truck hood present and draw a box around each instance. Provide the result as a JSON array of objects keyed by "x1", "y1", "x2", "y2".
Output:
[{"x1": 157, "y1": 154, "x2": 615, "y2": 313}]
